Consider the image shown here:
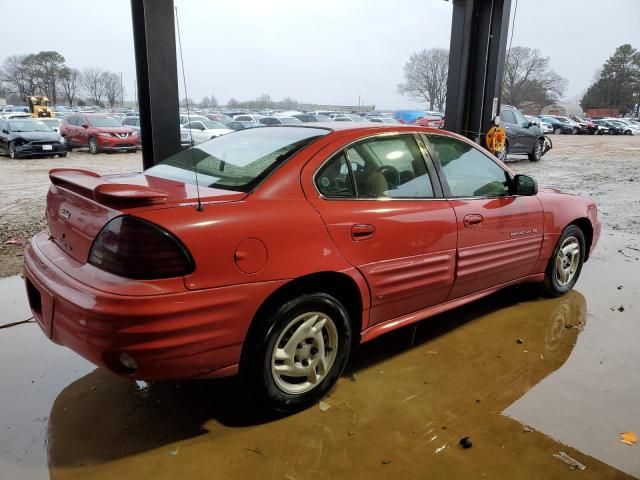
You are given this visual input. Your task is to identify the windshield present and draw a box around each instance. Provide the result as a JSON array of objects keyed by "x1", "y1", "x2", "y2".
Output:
[
  {"x1": 40, "y1": 118, "x2": 61, "y2": 126},
  {"x1": 146, "y1": 127, "x2": 329, "y2": 192},
  {"x1": 9, "y1": 120, "x2": 52, "y2": 132},
  {"x1": 87, "y1": 116, "x2": 122, "y2": 127},
  {"x1": 201, "y1": 119, "x2": 228, "y2": 129}
]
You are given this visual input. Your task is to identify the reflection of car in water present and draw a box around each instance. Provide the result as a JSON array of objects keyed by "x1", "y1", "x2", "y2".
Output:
[{"x1": 45, "y1": 289, "x2": 587, "y2": 474}]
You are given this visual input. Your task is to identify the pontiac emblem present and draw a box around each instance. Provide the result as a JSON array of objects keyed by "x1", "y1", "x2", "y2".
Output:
[{"x1": 60, "y1": 208, "x2": 71, "y2": 219}]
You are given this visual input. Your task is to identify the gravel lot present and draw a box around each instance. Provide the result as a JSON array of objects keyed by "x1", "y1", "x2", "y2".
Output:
[{"x1": 1, "y1": 134, "x2": 639, "y2": 277}]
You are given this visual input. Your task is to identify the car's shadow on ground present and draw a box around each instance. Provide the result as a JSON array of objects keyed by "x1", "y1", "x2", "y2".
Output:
[{"x1": 47, "y1": 284, "x2": 584, "y2": 468}]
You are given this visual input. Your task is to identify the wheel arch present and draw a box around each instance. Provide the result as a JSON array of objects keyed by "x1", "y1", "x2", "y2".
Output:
[
  {"x1": 569, "y1": 217, "x2": 593, "y2": 261},
  {"x1": 240, "y1": 270, "x2": 366, "y2": 368}
]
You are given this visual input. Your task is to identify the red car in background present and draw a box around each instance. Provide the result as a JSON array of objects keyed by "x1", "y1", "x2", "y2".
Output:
[
  {"x1": 60, "y1": 113, "x2": 140, "y2": 154},
  {"x1": 23, "y1": 123, "x2": 599, "y2": 412}
]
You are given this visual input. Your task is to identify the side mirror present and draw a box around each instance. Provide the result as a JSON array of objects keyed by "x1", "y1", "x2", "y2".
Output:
[
  {"x1": 513, "y1": 174, "x2": 538, "y2": 196},
  {"x1": 1, "y1": 129, "x2": 8, "y2": 134},
  {"x1": 528, "y1": 121, "x2": 536, "y2": 128},
  {"x1": 82, "y1": 124, "x2": 89, "y2": 129}
]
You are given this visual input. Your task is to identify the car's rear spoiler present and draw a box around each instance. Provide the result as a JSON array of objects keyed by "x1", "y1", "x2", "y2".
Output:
[{"x1": 49, "y1": 168, "x2": 169, "y2": 205}]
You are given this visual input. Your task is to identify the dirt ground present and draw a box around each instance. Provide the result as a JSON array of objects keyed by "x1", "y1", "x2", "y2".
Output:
[{"x1": 1, "y1": 135, "x2": 639, "y2": 278}]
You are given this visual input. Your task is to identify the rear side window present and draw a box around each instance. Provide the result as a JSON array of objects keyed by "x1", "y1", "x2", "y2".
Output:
[{"x1": 315, "y1": 134, "x2": 435, "y2": 199}]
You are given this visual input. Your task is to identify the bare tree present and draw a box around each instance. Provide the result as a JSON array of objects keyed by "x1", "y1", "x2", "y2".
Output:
[
  {"x1": 502, "y1": 47, "x2": 567, "y2": 110},
  {"x1": 82, "y1": 67, "x2": 106, "y2": 106},
  {"x1": 397, "y1": 48, "x2": 449, "y2": 111},
  {"x1": 1, "y1": 55, "x2": 38, "y2": 100},
  {"x1": 102, "y1": 71, "x2": 124, "y2": 108},
  {"x1": 59, "y1": 67, "x2": 81, "y2": 107}
]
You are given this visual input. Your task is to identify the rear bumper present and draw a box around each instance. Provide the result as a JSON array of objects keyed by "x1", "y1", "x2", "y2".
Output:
[{"x1": 23, "y1": 232, "x2": 285, "y2": 380}]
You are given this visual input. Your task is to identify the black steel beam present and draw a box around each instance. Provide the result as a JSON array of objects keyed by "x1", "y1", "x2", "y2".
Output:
[
  {"x1": 444, "y1": 0, "x2": 512, "y2": 142},
  {"x1": 131, "y1": 0, "x2": 181, "y2": 169}
]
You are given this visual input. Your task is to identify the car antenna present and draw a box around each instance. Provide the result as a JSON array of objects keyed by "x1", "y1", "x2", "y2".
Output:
[{"x1": 175, "y1": 5, "x2": 203, "y2": 212}]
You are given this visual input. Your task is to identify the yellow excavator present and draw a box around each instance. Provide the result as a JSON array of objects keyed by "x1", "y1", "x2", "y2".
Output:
[{"x1": 27, "y1": 96, "x2": 55, "y2": 118}]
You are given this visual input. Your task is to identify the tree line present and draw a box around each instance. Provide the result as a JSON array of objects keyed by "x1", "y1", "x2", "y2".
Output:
[
  {"x1": 398, "y1": 46, "x2": 567, "y2": 114},
  {"x1": 0, "y1": 51, "x2": 125, "y2": 108},
  {"x1": 581, "y1": 44, "x2": 640, "y2": 116},
  {"x1": 180, "y1": 93, "x2": 301, "y2": 110}
]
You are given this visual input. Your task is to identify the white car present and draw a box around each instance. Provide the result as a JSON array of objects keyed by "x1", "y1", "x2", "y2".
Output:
[
  {"x1": 39, "y1": 117, "x2": 63, "y2": 133},
  {"x1": 234, "y1": 114, "x2": 264, "y2": 122},
  {"x1": 182, "y1": 119, "x2": 233, "y2": 145},
  {"x1": 526, "y1": 115, "x2": 553, "y2": 134},
  {"x1": 607, "y1": 118, "x2": 640, "y2": 135}
]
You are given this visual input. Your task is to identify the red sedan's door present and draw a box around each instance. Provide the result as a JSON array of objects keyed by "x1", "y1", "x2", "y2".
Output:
[
  {"x1": 424, "y1": 134, "x2": 544, "y2": 299},
  {"x1": 303, "y1": 133, "x2": 458, "y2": 326}
]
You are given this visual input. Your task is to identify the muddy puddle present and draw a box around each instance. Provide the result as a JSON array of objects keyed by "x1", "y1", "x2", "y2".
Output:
[{"x1": 1, "y1": 230, "x2": 639, "y2": 479}]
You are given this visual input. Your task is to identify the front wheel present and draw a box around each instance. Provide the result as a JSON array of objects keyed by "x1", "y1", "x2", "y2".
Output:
[
  {"x1": 528, "y1": 139, "x2": 544, "y2": 161},
  {"x1": 246, "y1": 292, "x2": 352, "y2": 413},
  {"x1": 542, "y1": 225, "x2": 585, "y2": 297},
  {"x1": 88, "y1": 137, "x2": 98, "y2": 154},
  {"x1": 496, "y1": 143, "x2": 508, "y2": 163},
  {"x1": 8, "y1": 141, "x2": 17, "y2": 159}
]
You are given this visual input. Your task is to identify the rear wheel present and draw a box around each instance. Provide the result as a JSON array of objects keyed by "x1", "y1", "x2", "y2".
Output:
[
  {"x1": 542, "y1": 225, "x2": 585, "y2": 297},
  {"x1": 88, "y1": 137, "x2": 98, "y2": 154},
  {"x1": 496, "y1": 142, "x2": 508, "y2": 163},
  {"x1": 245, "y1": 292, "x2": 352, "y2": 413},
  {"x1": 528, "y1": 139, "x2": 544, "y2": 162}
]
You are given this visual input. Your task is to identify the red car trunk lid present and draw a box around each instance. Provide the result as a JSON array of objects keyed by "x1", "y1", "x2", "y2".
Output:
[{"x1": 46, "y1": 168, "x2": 246, "y2": 264}]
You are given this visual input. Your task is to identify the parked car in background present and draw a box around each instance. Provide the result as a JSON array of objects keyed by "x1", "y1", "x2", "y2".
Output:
[
  {"x1": 1, "y1": 112, "x2": 32, "y2": 121},
  {"x1": 527, "y1": 115, "x2": 553, "y2": 134},
  {"x1": 234, "y1": 114, "x2": 264, "y2": 123},
  {"x1": 182, "y1": 119, "x2": 233, "y2": 144},
  {"x1": 259, "y1": 116, "x2": 302, "y2": 126},
  {"x1": 568, "y1": 115, "x2": 598, "y2": 135},
  {"x1": 606, "y1": 119, "x2": 639, "y2": 135},
  {"x1": 0, "y1": 118, "x2": 67, "y2": 158},
  {"x1": 38, "y1": 117, "x2": 63, "y2": 134},
  {"x1": 121, "y1": 116, "x2": 141, "y2": 134},
  {"x1": 225, "y1": 120, "x2": 264, "y2": 131},
  {"x1": 23, "y1": 123, "x2": 600, "y2": 413},
  {"x1": 592, "y1": 119, "x2": 623, "y2": 135},
  {"x1": 292, "y1": 114, "x2": 325, "y2": 123},
  {"x1": 332, "y1": 116, "x2": 353, "y2": 122},
  {"x1": 499, "y1": 105, "x2": 546, "y2": 162},
  {"x1": 60, "y1": 114, "x2": 140, "y2": 154},
  {"x1": 368, "y1": 117, "x2": 400, "y2": 124},
  {"x1": 540, "y1": 115, "x2": 576, "y2": 134},
  {"x1": 205, "y1": 113, "x2": 234, "y2": 124},
  {"x1": 551, "y1": 116, "x2": 584, "y2": 134}
]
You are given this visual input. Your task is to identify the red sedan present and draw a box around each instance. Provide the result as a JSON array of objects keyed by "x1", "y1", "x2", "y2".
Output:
[
  {"x1": 23, "y1": 123, "x2": 600, "y2": 412},
  {"x1": 60, "y1": 113, "x2": 140, "y2": 154}
]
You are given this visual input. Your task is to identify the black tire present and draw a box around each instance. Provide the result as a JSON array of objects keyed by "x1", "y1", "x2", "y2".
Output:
[
  {"x1": 496, "y1": 142, "x2": 508, "y2": 163},
  {"x1": 553, "y1": 127, "x2": 562, "y2": 135},
  {"x1": 542, "y1": 225, "x2": 586, "y2": 297},
  {"x1": 59, "y1": 152, "x2": 67, "y2": 158},
  {"x1": 528, "y1": 139, "x2": 544, "y2": 162},
  {"x1": 88, "y1": 137, "x2": 98, "y2": 154},
  {"x1": 64, "y1": 138, "x2": 72, "y2": 151},
  {"x1": 244, "y1": 292, "x2": 352, "y2": 413},
  {"x1": 8, "y1": 141, "x2": 17, "y2": 159}
]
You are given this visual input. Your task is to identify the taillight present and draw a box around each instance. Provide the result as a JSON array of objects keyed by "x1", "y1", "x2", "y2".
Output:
[{"x1": 88, "y1": 216, "x2": 194, "y2": 279}]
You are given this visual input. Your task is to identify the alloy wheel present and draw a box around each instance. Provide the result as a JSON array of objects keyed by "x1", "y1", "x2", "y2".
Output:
[
  {"x1": 270, "y1": 311, "x2": 339, "y2": 395},
  {"x1": 555, "y1": 236, "x2": 580, "y2": 287}
]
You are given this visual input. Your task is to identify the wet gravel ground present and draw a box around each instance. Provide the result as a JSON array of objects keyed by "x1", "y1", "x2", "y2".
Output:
[{"x1": 1, "y1": 135, "x2": 640, "y2": 479}]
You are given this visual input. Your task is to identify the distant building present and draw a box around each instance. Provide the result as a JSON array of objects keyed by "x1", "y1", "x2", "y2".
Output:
[{"x1": 585, "y1": 108, "x2": 621, "y2": 118}]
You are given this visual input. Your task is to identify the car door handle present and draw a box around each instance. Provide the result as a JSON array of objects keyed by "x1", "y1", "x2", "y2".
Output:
[
  {"x1": 463, "y1": 214, "x2": 484, "y2": 228},
  {"x1": 351, "y1": 224, "x2": 375, "y2": 241}
]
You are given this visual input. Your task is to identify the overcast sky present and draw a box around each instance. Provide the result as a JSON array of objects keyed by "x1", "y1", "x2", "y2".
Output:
[{"x1": 1, "y1": 0, "x2": 639, "y2": 109}]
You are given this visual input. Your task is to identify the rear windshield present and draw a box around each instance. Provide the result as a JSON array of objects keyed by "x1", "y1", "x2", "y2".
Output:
[{"x1": 146, "y1": 127, "x2": 329, "y2": 192}]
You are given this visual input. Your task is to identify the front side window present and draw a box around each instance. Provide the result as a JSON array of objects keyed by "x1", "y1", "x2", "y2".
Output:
[
  {"x1": 501, "y1": 110, "x2": 516, "y2": 124},
  {"x1": 427, "y1": 135, "x2": 509, "y2": 198}
]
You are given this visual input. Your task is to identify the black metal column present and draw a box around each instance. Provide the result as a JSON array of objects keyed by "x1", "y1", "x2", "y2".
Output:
[
  {"x1": 131, "y1": 0, "x2": 181, "y2": 169},
  {"x1": 444, "y1": 0, "x2": 512, "y2": 142}
]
